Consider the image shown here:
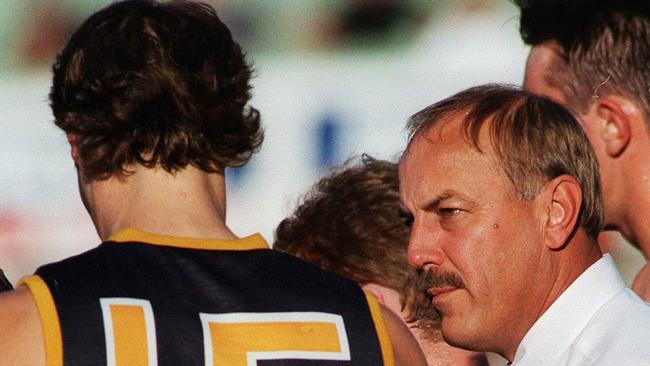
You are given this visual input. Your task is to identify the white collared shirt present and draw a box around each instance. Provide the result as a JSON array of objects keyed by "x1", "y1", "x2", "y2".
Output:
[{"x1": 511, "y1": 254, "x2": 650, "y2": 366}]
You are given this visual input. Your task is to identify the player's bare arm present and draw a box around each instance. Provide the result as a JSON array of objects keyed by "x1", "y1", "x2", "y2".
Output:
[{"x1": 0, "y1": 288, "x2": 44, "y2": 366}]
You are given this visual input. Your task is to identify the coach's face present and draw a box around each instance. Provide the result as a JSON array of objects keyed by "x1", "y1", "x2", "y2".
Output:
[{"x1": 399, "y1": 115, "x2": 547, "y2": 358}]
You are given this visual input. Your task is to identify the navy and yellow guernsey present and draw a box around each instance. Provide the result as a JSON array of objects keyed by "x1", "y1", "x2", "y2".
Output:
[{"x1": 20, "y1": 229, "x2": 394, "y2": 366}]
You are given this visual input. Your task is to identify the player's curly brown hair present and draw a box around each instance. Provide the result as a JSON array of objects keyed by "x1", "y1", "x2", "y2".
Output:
[
  {"x1": 274, "y1": 155, "x2": 439, "y2": 336},
  {"x1": 50, "y1": 0, "x2": 262, "y2": 179}
]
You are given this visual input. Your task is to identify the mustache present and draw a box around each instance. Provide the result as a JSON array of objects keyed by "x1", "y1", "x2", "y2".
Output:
[{"x1": 417, "y1": 268, "x2": 466, "y2": 295}]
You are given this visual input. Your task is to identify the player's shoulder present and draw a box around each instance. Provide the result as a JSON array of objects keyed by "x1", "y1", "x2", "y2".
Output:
[{"x1": 0, "y1": 287, "x2": 44, "y2": 366}]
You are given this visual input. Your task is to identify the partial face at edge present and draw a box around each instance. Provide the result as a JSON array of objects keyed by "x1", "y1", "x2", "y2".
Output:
[
  {"x1": 523, "y1": 42, "x2": 614, "y2": 227},
  {"x1": 523, "y1": 43, "x2": 608, "y2": 162},
  {"x1": 399, "y1": 118, "x2": 547, "y2": 357},
  {"x1": 523, "y1": 42, "x2": 568, "y2": 105}
]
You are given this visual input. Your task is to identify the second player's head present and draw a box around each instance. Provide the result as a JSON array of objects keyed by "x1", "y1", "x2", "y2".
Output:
[
  {"x1": 518, "y1": 0, "x2": 650, "y2": 243},
  {"x1": 274, "y1": 156, "x2": 438, "y2": 333},
  {"x1": 519, "y1": 0, "x2": 650, "y2": 117}
]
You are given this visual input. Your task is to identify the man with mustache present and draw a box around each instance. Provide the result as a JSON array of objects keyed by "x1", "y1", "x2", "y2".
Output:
[
  {"x1": 416, "y1": 268, "x2": 465, "y2": 299},
  {"x1": 400, "y1": 84, "x2": 650, "y2": 365},
  {"x1": 274, "y1": 155, "x2": 487, "y2": 366},
  {"x1": 516, "y1": 0, "x2": 650, "y2": 300}
]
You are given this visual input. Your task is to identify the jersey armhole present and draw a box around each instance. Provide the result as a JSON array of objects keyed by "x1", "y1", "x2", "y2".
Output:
[
  {"x1": 19, "y1": 275, "x2": 63, "y2": 366},
  {"x1": 363, "y1": 290, "x2": 395, "y2": 366}
]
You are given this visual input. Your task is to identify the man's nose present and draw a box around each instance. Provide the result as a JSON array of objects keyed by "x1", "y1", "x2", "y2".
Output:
[{"x1": 407, "y1": 220, "x2": 444, "y2": 270}]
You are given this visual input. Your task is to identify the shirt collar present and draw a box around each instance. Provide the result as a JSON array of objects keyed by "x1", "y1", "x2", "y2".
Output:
[
  {"x1": 108, "y1": 227, "x2": 269, "y2": 251},
  {"x1": 511, "y1": 254, "x2": 626, "y2": 365}
]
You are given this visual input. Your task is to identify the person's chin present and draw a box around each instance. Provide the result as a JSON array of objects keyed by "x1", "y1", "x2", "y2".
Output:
[{"x1": 439, "y1": 316, "x2": 478, "y2": 352}]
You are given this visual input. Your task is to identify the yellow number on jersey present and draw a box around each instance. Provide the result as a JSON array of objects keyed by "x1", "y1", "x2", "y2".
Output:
[
  {"x1": 200, "y1": 312, "x2": 351, "y2": 366},
  {"x1": 101, "y1": 299, "x2": 351, "y2": 366},
  {"x1": 100, "y1": 298, "x2": 158, "y2": 366}
]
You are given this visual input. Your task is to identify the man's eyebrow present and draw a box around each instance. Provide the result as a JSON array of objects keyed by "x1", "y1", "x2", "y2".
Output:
[{"x1": 422, "y1": 190, "x2": 458, "y2": 211}]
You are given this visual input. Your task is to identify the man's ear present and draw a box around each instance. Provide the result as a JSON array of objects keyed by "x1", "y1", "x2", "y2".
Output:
[
  {"x1": 594, "y1": 96, "x2": 636, "y2": 157},
  {"x1": 67, "y1": 134, "x2": 80, "y2": 162},
  {"x1": 542, "y1": 175, "x2": 582, "y2": 250}
]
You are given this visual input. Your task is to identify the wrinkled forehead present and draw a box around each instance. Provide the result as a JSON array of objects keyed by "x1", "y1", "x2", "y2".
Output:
[
  {"x1": 402, "y1": 110, "x2": 494, "y2": 161},
  {"x1": 398, "y1": 112, "x2": 509, "y2": 200},
  {"x1": 398, "y1": 131, "x2": 514, "y2": 216}
]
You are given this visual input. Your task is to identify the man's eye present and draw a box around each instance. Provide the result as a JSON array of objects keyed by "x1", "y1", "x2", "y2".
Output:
[{"x1": 438, "y1": 208, "x2": 462, "y2": 217}]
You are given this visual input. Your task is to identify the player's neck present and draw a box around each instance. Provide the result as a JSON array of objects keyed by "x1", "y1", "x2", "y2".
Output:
[
  {"x1": 85, "y1": 164, "x2": 236, "y2": 242},
  {"x1": 613, "y1": 168, "x2": 650, "y2": 259},
  {"x1": 623, "y1": 214, "x2": 650, "y2": 259}
]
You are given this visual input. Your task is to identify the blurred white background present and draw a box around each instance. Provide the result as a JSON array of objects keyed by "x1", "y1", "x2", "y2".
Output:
[{"x1": 0, "y1": 1, "x2": 642, "y2": 336}]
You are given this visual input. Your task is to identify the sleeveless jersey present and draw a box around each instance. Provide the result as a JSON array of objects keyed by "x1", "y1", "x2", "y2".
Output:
[{"x1": 22, "y1": 228, "x2": 393, "y2": 366}]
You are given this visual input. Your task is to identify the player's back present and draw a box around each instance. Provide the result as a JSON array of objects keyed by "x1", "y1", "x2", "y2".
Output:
[{"x1": 22, "y1": 229, "x2": 393, "y2": 365}]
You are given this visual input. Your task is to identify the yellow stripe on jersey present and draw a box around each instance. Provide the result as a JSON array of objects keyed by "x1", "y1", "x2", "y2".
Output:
[
  {"x1": 100, "y1": 298, "x2": 158, "y2": 366},
  {"x1": 364, "y1": 291, "x2": 395, "y2": 366},
  {"x1": 108, "y1": 228, "x2": 268, "y2": 251},
  {"x1": 111, "y1": 305, "x2": 149, "y2": 366},
  {"x1": 201, "y1": 312, "x2": 351, "y2": 365},
  {"x1": 19, "y1": 275, "x2": 63, "y2": 366}
]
